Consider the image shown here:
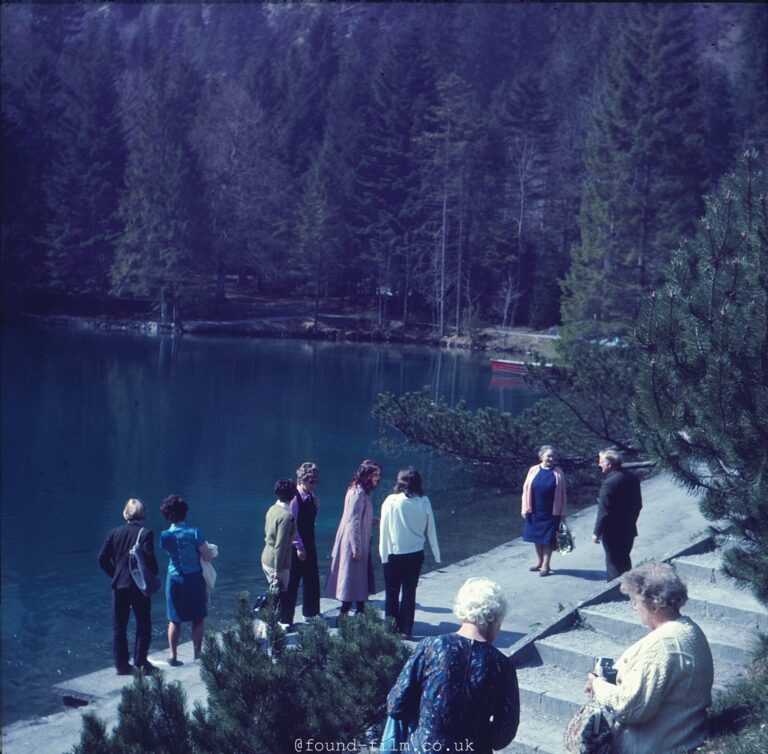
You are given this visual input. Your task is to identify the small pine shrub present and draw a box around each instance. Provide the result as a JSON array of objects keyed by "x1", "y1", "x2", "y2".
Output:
[
  {"x1": 71, "y1": 672, "x2": 192, "y2": 754},
  {"x1": 72, "y1": 594, "x2": 409, "y2": 754},
  {"x1": 191, "y1": 593, "x2": 410, "y2": 753},
  {"x1": 71, "y1": 712, "x2": 116, "y2": 754},
  {"x1": 703, "y1": 634, "x2": 768, "y2": 754}
]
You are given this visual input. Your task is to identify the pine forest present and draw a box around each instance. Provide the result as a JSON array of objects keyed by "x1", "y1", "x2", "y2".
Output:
[{"x1": 2, "y1": 2, "x2": 766, "y2": 337}]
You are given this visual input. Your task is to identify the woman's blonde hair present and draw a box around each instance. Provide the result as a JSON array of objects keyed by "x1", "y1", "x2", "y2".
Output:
[
  {"x1": 123, "y1": 498, "x2": 146, "y2": 522},
  {"x1": 453, "y1": 577, "x2": 509, "y2": 630}
]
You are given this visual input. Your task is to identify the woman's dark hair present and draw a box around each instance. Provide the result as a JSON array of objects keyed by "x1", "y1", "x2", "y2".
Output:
[
  {"x1": 160, "y1": 494, "x2": 188, "y2": 524},
  {"x1": 274, "y1": 478, "x2": 298, "y2": 503},
  {"x1": 394, "y1": 466, "x2": 424, "y2": 497},
  {"x1": 350, "y1": 459, "x2": 381, "y2": 494}
]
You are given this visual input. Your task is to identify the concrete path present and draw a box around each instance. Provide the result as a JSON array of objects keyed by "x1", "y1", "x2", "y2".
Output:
[{"x1": 1, "y1": 473, "x2": 712, "y2": 754}]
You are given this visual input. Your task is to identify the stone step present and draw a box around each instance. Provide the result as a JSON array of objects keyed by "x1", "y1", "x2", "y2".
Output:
[
  {"x1": 670, "y1": 549, "x2": 768, "y2": 619},
  {"x1": 684, "y1": 584, "x2": 768, "y2": 630},
  {"x1": 670, "y1": 550, "x2": 723, "y2": 585},
  {"x1": 532, "y1": 623, "x2": 747, "y2": 691},
  {"x1": 534, "y1": 627, "x2": 631, "y2": 675},
  {"x1": 579, "y1": 601, "x2": 760, "y2": 668},
  {"x1": 515, "y1": 663, "x2": 585, "y2": 723},
  {"x1": 501, "y1": 714, "x2": 566, "y2": 754}
]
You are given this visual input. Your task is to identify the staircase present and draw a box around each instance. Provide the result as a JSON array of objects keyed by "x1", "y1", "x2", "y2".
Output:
[{"x1": 505, "y1": 545, "x2": 768, "y2": 754}]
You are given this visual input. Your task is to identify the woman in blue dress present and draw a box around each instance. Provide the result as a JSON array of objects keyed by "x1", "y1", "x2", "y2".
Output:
[
  {"x1": 520, "y1": 445, "x2": 567, "y2": 576},
  {"x1": 386, "y1": 577, "x2": 519, "y2": 753},
  {"x1": 159, "y1": 494, "x2": 214, "y2": 665}
]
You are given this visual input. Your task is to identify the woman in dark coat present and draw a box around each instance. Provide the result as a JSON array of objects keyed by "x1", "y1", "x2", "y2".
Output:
[
  {"x1": 387, "y1": 577, "x2": 519, "y2": 753},
  {"x1": 98, "y1": 498, "x2": 158, "y2": 675}
]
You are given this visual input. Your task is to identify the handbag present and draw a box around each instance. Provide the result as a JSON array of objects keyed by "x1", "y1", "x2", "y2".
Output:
[
  {"x1": 380, "y1": 715, "x2": 412, "y2": 753},
  {"x1": 564, "y1": 700, "x2": 613, "y2": 754},
  {"x1": 129, "y1": 527, "x2": 161, "y2": 597},
  {"x1": 557, "y1": 520, "x2": 575, "y2": 554},
  {"x1": 201, "y1": 543, "x2": 218, "y2": 598}
]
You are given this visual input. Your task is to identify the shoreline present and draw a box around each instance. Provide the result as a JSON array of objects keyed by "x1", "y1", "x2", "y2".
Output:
[{"x1": 11, "y1": 310, "x2": 560, "y2": 360}]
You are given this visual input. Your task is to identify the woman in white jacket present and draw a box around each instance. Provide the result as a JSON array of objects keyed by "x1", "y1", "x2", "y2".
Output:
[
  {"x1": 584, "y1": 562, "x2": 714, "y2": 754},
  {"x1": 379, "y1": 466, "x2": 441, "y2": 637}
]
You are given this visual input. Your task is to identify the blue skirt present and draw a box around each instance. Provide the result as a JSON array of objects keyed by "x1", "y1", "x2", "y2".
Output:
[
  {"x1": 523, "y1": 512, "x2": 558, "y2": 545},
  {"x1": 166, "y1": 571, "x2": 207, "y2": 623}
]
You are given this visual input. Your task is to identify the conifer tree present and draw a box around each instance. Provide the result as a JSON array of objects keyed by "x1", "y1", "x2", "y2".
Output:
[
  {"x1": 359, "y1": 13, "x2": 439, "y2": 326},
  {"x1": 111, "y1": 46, "x2": 212, "y2": 320},
  {"x1": 276, "y1": 5, "x2": 339, "y2": 181},
  {"x1": 417, "y1": 72, "x2": 478, "y2": 336},
  {"x1": 0, "y1": 4, "x2": 68, "y2": 295},
  {"x1": 191, "y1": 79, "x2": 289, "y2": 298},
  {"x1": 562, "y1": 3, "x2": 709, "y2": 337},
  {"x1": 293, "y1": 154, "x2": 335, "y2": 325},
  {"x1": 493, "y1": 75, "x2": 555, "y2": 327},
  {"x1": 42, "y1": 18, "x2": 126, "y2": 296},
  {"x1": 633, "y1": 149, "x2": 768, "y2": 604}
]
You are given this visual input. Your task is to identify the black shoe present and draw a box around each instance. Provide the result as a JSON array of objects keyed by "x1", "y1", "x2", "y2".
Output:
[
  {"x1": 136, "y1": 662, "x2": 158, "y2": 675},
  {"x1": 167, "y1": 658, "x2": 183, "y2": 667},
  {"x1": 116, "y1": 664, "x2": 134, "y2": 676}
]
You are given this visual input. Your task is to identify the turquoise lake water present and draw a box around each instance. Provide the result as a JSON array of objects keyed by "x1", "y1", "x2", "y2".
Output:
[{"x1": 0, "y1": 324, "x2": 542, "y2": 723}]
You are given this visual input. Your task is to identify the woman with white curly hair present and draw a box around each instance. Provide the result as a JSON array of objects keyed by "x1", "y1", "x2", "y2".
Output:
[
  {"x1": 386, "y1": 577, "x2": 519, "y2": 752},
  {"x1": 584, "y1": 562, "x2": 714, "y2": 754}
]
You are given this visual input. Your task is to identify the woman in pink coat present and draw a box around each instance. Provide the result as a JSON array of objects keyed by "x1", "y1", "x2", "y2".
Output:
[
  {"x1": 325, "y1": 459, "x2": 382, "y2": 615},
  {"x1": 520, "y1": 445, "x2": 567, "y2": 576}
]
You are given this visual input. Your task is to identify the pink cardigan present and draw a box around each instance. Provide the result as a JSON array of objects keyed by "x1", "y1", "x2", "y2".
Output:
[{"x1": 521, "y1": 464, "x2": 567, "y2": 517}]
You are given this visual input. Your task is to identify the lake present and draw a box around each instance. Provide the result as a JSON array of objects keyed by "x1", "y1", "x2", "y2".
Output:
[{"x1": 0, "y1": 324, "x2": 542, "y2": 724}]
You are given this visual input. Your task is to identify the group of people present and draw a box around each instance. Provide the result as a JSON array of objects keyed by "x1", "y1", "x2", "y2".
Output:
[
  {"x1": 522, "y1": 444, "x2": 643, "y2": 581},
  {"x1": 97, "y1": 449, "x2": 715, "y2": 754},
  {"x1": 97, "y1": 445, "x2": 644, "y2": 675},
  {"x1": 387, "y1": 563, "x2": 714, "y2": 754},
  {"x1": 97, "y1": 494, "x2": 213, "y2": 674},
  {"x1": 98, "y1": 457, "x2": 442, "y2": 674},
  {"x1": 261, "y1": 459, "x2": 441, "y2": 638}
]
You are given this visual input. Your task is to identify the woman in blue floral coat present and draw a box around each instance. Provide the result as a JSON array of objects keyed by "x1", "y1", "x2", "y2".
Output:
[{"x1": 387, "y1": 577, "x2": 520, "y2": 753}]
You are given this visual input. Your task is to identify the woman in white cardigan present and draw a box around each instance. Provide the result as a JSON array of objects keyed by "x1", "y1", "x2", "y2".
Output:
[
  {"x1": 584, "y1": 562, "x2": 714, "y2": 754},
  {"x1": 379, "y1": 466, "x2": 441, "y2": 637}
]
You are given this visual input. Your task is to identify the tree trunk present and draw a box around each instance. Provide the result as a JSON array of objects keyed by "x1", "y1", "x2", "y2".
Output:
[
  {"x1": 455, "y1": 170, "x2": 465, "y2": 336},
  {"x1": 439, "y1": 178, "x2": 448, "y2": 338}
]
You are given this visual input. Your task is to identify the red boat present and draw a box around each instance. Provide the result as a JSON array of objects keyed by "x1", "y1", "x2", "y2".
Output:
[{"x1": 489, "y1": 359, "x2": 528, "y2": 375}]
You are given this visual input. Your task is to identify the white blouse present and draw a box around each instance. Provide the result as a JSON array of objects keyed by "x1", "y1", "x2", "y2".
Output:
[{"x1": 379, "y1": 492, "x2": 441, "y2": 564}]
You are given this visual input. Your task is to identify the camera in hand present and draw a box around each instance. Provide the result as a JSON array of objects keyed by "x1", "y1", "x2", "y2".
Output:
[{"x1": 595, "y1": 657, "x2": 618, "y2": 684}]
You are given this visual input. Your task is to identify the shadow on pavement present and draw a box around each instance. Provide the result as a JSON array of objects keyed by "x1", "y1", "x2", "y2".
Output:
[{"x1": 552, "y1": 568, "x2": 606, "y2": 581}]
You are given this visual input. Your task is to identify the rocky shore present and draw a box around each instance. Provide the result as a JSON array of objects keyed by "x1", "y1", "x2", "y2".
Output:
[{"x1": 16, "y1": 309, "x2": 560, "y2": 360}]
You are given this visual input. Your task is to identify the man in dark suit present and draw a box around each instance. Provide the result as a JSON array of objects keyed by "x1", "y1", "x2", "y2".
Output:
[
  {"x1": 98, "y1": 498, "x2": 159, "y2": 674},
  {"x1": 592, "y1": 449, "x2": 643, "y2": 581}
]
